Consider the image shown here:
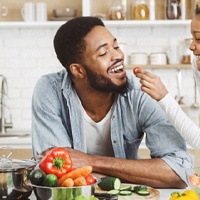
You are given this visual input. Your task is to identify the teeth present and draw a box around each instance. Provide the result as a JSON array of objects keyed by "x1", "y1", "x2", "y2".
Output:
[{"x1": 110, "y1": 65, "x2": 123, "y2": 72}]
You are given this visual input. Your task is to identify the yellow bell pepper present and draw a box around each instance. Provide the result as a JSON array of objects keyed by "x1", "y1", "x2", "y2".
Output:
[{"x1": 169, "y1": 190, "x2": 199, "y2": 200}]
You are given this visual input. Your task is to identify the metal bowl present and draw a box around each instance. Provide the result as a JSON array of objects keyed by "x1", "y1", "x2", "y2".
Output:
[
  {"x1": 30, "y1": 183, "x2": 96, "y2": 200},
  {"x1": 53, "y1": 8, "x2": 77, "y2": 18}
]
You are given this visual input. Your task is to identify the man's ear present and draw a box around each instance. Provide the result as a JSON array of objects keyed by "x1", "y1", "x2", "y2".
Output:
[{"x1": 69, "y1": 63, "x2": 85, "y2": 78}]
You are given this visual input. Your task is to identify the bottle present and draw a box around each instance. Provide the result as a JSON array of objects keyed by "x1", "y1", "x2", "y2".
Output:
[{"x1": 132, "y1": 0, "x2": 149, "y2": 20}]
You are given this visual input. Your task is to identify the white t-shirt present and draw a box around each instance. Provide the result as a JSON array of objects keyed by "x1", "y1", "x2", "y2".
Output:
[
  {"x1": 158, "y1": 57, "x2": 200, "y2": 148},
  {"x1": 82, "y1": 105, "x2": 115, "y2": 156}
]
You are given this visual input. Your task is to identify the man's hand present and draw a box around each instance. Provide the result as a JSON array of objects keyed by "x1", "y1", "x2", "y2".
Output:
[{"x1": 65, "y1": 147, "x2": 92, "y2": 168}]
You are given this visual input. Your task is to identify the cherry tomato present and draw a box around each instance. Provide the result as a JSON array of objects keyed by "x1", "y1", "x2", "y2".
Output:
[
  {"x1": 133, "y1": 66, "x2": 142, "y2": 75},
  {"x1": 85, "y1": 174, "x2": 96, "y2": 185}
]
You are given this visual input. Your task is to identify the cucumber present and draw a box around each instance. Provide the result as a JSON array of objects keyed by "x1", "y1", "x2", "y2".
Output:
[
  {"x1": 137, "y1": 190, "x2": 150, "y2": 196},
  {"x1": 119, "y1": 185, "x2": 132, "y2": 191},
  {"x1": 119, "y1": 191, "x2": 132, "y2": 196},
  {"x1": 107, "y1": 190, "x2": 120, "y2": 195},
  {"x1": 97, "y1": 177, "x2": 121, "y2": 191},
  {"x1": 133, "y1": 185, "x2": 147, "y2": 192}
]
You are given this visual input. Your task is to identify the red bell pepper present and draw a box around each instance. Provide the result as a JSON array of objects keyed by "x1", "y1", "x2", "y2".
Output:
[{"x1": 39, "y1": 147, "x2": 72, "y2": 178}]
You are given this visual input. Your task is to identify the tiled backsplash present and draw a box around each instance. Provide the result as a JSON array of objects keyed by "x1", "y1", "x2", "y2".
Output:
[{"x1": 0, "y1": 24, "x2": 199, "y2": 131}]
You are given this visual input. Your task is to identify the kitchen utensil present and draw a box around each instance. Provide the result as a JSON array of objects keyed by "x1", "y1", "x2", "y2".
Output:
[
  {"x1": 191, "y1": 77, "x2": 199, "y2": 109},
  {"x1": 0, "y1": 146, "x2": 37, "y2": 199},
  {"x1": 30, "y1": 182, "x2": 97, "y2": 200},
  {"x1": 95, "y1": 183, "x2": 160, "y2": 200},
  {"x1": 175, "y1": 69, "x2": 184, "y2": 105}
]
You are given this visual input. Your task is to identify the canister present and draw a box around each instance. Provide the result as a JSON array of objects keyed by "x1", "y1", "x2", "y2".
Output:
[
  {"x1": 130, "y1": 53, "x2": 148, "y2": 65},
  {"x1": 150, "y1": 52, "x2": 167, "y2": 65}
]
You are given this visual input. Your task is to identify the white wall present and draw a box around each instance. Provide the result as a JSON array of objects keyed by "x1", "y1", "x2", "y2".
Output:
[{"x1": 0, "y1": 24, "x2": 199, "y2": 131}]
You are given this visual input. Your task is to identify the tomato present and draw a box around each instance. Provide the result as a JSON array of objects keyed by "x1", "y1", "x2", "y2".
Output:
[
  {"x1": 85, "y1": 174, "x2": 96, "y2": 185},
  {"x1": 133, "y1": 66, "x2": 142, "y2": 74}
]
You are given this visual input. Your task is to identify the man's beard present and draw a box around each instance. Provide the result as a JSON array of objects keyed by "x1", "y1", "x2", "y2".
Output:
[{"x1": 83, "y1": 64, "x2": 128, "y2": 94}]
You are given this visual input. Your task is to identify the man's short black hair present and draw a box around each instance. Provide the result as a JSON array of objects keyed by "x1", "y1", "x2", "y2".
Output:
[{"x1": 54, "y1": 16, "x2": 105, "y2": 76}]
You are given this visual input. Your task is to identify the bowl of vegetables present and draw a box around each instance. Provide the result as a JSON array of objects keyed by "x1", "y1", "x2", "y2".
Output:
[
  {"x1": 186, "y1": 167, "x2": 200, "y2": 197},
  {"x1": 29, "y1": 147, "x2": 97, "y2": 200}
]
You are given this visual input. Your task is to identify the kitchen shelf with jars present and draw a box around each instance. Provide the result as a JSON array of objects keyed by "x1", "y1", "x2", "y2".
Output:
[{"x1": 0, "y1": 0, "x2": 195, "y2": 28}]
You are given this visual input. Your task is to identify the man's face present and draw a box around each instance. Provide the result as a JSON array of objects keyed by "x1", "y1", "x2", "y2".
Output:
[
  {"x1": 82, "y1": 26, "x2": 127, "y2": 93},
  {"x1": 190, "y1": 15, "x2": 200, "y2": 70}
]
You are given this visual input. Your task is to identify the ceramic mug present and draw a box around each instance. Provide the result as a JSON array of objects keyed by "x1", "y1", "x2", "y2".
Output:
[
  {"x1": 21, "y1": 2, "x2": 35, "y2": 22},
  {"x1": 36, "y1": 2, "x2": 47, "y2": 22}
]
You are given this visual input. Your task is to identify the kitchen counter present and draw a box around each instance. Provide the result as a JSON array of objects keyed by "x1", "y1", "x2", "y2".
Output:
[
  {"x1": 0, "y1": 132, "x2": 32, "y2": 149},
  {"x1": 28, "y1": 188, "x2": 188, "y2": 200}
]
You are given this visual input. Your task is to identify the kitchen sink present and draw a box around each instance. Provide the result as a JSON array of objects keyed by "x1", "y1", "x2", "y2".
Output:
[{"x1": 0, "y1": 130, "x2": 31, "y2": 137}]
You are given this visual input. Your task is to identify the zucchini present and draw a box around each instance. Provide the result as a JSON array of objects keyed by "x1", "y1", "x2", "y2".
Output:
[
  {"x1": 137, "y1": 190, "x2": 150, "y2": 196},
  {"x1": 97, "y1": 177, "x2": 121, "y2": 191},
  {"x1": 119, "y1": 191, "x2": 132, "y2": 196},
  {"x1": 119, "y1": 185, "x2": 132, "y2": 191}
]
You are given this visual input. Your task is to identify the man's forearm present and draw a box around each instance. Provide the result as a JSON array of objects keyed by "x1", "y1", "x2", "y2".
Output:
[{"x1": 91, "y1": 155, "x2": 186, "y2": 189}]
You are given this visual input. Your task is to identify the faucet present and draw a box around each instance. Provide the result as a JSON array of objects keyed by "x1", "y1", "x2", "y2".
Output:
[{"x1": 0, "y1": 75, "x2": 13, "y2": 134}]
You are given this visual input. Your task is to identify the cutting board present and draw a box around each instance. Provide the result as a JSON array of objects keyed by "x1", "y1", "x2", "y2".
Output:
[{"x1": 95, "y1": 183, "x2": 160, "y2": 200}]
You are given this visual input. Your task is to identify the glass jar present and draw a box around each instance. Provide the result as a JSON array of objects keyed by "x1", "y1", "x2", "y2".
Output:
[
  {"x1": 181, "y1": 38, "x2": 192, "y2": 64},
  {"x1": 109, "y1": 0, "x2": 126, "y2": 20},
  {"x1": 166, "y1": 0, "x2": 181, "y2": 19},
  {"x1": 132, "y1": 0, "x2": 149, "y2": 20}
]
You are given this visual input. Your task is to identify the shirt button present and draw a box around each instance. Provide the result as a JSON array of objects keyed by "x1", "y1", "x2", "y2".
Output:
[{"x1": 113, "y1": 140, "x2": 117, "y2": 143}]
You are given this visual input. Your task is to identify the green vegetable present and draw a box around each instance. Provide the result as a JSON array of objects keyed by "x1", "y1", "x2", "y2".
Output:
[
  {"x1": 97, "y1": 177, "x2": 121, "y2": 191},
  {"x1": 133, "y1": 185, "x2": 147, "y2": 192},
  {"x1": 107, "y1": 189, "x2": 120, "y2": 195},
  {"x1": 119, "y1": 185, "x2": 132, "y2": 191},
  {"x1": 29, "y1": 169, "x2": 46, "y2": 186},
  {"x1": 52, "y1": 188, "x2": 83, "y2": 200},
  {"x1": 43, "y1": 174, "x2": 58, "y2": 187},
  {"x1": 119, "y1": 190, "x2": 132, "y2": 196},
  {"x1": 74, "y1": 195, "x2": 99, "y2": 200},
  {"x1": 137, "y1": 190, "x2": 150, "y2": 196}
]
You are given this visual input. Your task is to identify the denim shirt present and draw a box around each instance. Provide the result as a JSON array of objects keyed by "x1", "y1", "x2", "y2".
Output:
[{"x1": 32, "y1": 69, "x2": 193, "y2": 185}]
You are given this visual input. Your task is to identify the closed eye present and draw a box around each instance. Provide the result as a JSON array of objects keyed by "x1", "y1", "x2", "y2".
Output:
[{"x1": 99, "y1": 51, "x2": 107, "y2": 57}]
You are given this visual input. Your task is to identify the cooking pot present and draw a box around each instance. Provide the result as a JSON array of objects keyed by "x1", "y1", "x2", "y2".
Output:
[{"x1": 0, "y1": 146, "x2": 37, "y2": 200}]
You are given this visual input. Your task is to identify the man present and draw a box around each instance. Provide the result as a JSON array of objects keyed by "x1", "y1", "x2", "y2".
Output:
[{"x1": 32, "y1": 17, "x2": 193, "y2": 189}]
